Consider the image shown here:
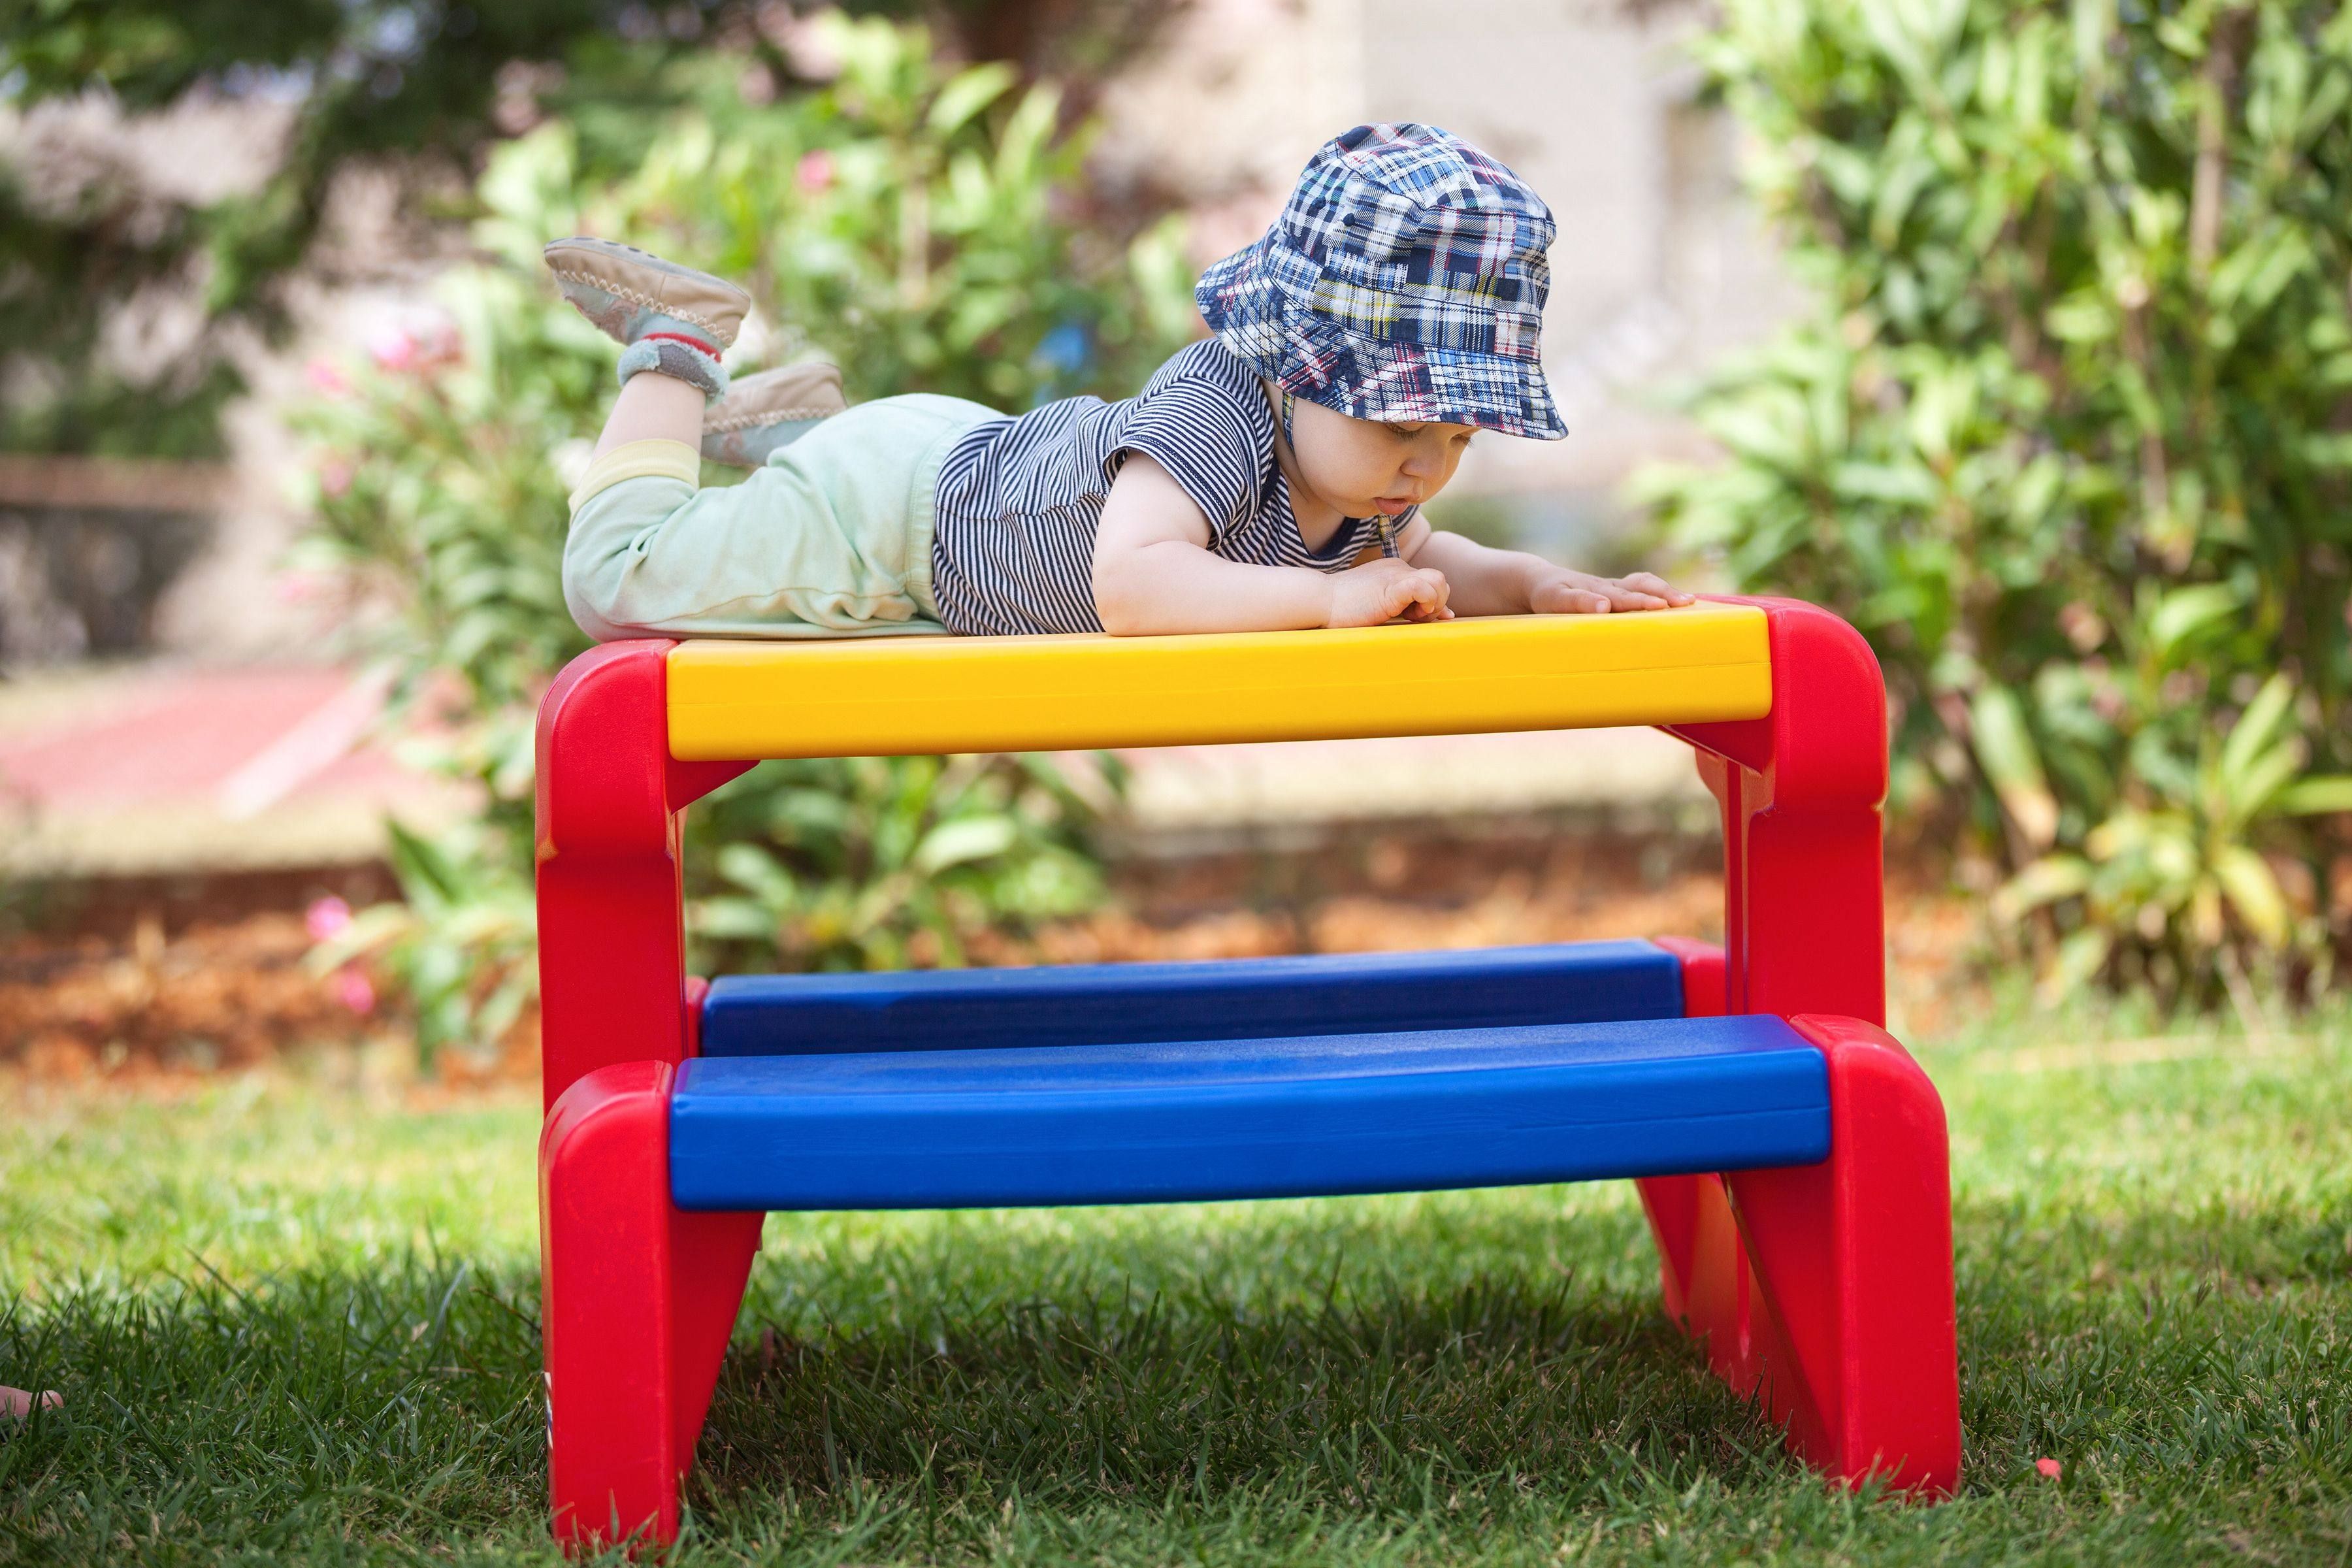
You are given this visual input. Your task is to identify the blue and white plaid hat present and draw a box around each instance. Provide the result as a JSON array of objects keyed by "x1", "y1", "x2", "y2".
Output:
[{"x1": 1196, "y1": 123, "x2": 1566, "y2": 440}]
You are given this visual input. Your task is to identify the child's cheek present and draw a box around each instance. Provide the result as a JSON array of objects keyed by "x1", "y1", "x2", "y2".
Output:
[{"x1": 1320, "y1": 444, "x2": 1380, "y2": 500}]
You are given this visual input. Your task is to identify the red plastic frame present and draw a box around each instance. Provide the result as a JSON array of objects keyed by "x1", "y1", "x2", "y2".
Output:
[
  {"x1": 531, "y1": 598, "x2": 1960, "y2": 1548},
  {"x1": 1639, "y1": 600, "x2": 1957, "y2": 1494},
  {"x1": 541, "y1": 1060, "x2": 763, "y2": 1550}
]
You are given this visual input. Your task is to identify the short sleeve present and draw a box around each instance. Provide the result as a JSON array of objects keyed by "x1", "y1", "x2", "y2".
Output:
[{"x1": 1109, "y1": 376, "x2": 1265, "y2": 547}]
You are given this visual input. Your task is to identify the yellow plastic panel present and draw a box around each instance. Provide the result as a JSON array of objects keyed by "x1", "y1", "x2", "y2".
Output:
[{"x1": 666, "y1": 604, "x2": 1771, "y2": 760}]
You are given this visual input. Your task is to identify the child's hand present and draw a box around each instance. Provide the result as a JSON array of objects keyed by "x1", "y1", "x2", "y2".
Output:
[
  {"x1": 1327, "y1": 558, "x2": 1453, "y2": 627},
  {"x1": 1527, "y1": 569, "x2": 1693, "y2": 615}
]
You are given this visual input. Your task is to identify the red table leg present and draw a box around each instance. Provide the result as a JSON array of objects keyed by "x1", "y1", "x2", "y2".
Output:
[
  {"x1": 1639, "y1": 599, "x2": 1959, "y2": 1495},
  {"x1": 536, "y1": 642, "x2": 758, "y2": 1548},
  {"x1": 541, "y1": 1062, "x2": 764, "y2": 1550}
]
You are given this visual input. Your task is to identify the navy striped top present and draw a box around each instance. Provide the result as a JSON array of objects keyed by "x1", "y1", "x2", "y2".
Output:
[{"x1": 928, "y1": 339, "x2": 1413, "y2": 636}]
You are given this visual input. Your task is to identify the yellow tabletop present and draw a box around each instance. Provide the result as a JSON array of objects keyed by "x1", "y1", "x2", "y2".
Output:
[{"x1": 664, "y1": 604, "x2": 1771, "y2": 760}]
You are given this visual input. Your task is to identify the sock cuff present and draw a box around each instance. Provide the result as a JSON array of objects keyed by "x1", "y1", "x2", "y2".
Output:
[{"x1": 616, "y1": 338, "x2": 731, "y2": 400}]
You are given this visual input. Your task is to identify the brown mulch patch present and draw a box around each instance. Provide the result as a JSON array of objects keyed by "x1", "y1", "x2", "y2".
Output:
[
  {"x1": 1, "y1": 911, "x2": 377, "y2": 1083},
  {"x1": 1, "y1": 831, "x2": 1980, "y2": 1087}
]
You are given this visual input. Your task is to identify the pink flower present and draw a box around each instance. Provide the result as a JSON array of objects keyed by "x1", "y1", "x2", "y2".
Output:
[
  {"x1": 363, "y1": 314, "x2": 461, "y2": 374},
  {"x1": 333, "y1": 968, "x2": 376, "y2": 1016},
  {"x1": 2035, "y1": 1457, "x2": 2062, "y2": 1480},
  {"x1": 306, "y1": 896, "x2": 353, "y2": 941},
  {"x1": 368, "y1": 326, "x2": 419, "y2": 372},
  {"x1": 318, "y1": 459, "x2": 353, "y2": 499},
  {"x1": 306, "y1": 359, "x2": 353, "y2": 398},
  {"x1": 796, "y1": 148, "x2": 836, "y2": 195}
]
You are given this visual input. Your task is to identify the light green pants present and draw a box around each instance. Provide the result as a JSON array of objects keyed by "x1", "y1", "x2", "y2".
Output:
[{"x1": 563, "y1": 393, "x2": 997, "y2": 641}]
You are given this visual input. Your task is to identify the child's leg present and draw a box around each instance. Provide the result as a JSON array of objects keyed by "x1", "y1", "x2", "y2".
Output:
[
  {"x1": 562, "y1": 398, "x2": 973, "y2": 642},
  {"x1": 594, "y1": 370, "x2": 705, "y2": 459},
  {"x1": 544, "y1": 240, "x2": 948, "y2": 642}
]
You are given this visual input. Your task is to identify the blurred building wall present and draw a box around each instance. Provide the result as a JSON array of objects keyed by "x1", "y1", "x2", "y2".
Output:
[{"x1": 0, "y1": 91, "x2": 447, "y2": 664}]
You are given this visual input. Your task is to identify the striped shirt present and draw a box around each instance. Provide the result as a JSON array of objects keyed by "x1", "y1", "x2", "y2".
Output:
[{"x1": 928, "y1": 338, "x2": 1414, "y2": 636}]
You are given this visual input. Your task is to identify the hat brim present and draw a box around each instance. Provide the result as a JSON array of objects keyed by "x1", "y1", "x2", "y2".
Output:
[{"x1": 1197, "y1": 235, "x2": 1568, "y2": 442}]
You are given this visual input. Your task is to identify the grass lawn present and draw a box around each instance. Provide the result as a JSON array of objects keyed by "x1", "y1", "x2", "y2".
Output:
[{"x1": 5, "y1": 997, "x2": 2350, "y2": 1565}]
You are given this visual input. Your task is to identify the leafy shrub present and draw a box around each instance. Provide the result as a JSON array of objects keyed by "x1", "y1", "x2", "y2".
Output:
[
  {"x1": 1641, "y1": 0, "x2": 2352, "y2": 1005},
  {"x1": 297, "y1": 16, "x2": 1190, "y2": 1062}
]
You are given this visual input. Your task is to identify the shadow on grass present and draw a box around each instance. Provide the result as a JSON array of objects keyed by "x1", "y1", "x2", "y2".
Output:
[{"x1": 703, "y1": 1266, "x2": 1786, "y2": 1513}]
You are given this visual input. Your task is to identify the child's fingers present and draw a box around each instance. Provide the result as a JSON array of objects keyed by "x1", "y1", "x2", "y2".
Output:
[
  {"x1": 1616, "y1": 572, "x2": 1694, "y2": 608},
  {"x1": 1386, "y1": 568, "x2": 1448, "y2": 620},
  {"x1": 1595, "y1": 578, "x2": 1667, "y2": 611},
  {"x1": 1532, "y1": 580, "x2": 1614, "y2": 615}
]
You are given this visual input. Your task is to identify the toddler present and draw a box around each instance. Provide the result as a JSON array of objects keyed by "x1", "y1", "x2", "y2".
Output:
[{"x1": 549, "y1": 123, "x2": 1691, "y2": 642}]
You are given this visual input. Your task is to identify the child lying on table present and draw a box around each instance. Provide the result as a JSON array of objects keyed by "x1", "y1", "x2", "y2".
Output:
[{"x1": 546, "y1": 122, "x2": 1691, "y2": 643}]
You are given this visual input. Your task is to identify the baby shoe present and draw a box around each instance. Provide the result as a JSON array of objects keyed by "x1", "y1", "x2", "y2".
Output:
[
  {"x1": 701, "y1": 362, "x2": 847, "y2": 467},
  {"x1": 543, "y1": 237, "x2": 752, "y2": 399}
]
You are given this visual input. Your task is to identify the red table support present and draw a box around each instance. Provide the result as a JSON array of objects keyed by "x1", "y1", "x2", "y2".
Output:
[{"x1": 1637, "y1": 599, "x2": 1958, "y2": 1494}]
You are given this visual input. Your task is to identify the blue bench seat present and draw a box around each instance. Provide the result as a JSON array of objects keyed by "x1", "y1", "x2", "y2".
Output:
[
  {"x1": 699, "y1": 939, "x2": 1686, "y2": 1058},
  {"x1": 668, "y1": 1014, "x2": 1827, "y2": 1211}
]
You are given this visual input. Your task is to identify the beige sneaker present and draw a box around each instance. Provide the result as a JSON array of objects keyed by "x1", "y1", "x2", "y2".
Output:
[
  {"x1": 701, "y1": 362, "x2": 848, "y2": 466},
  {"x1": 542, "y1": 237, "x2": 752, "y2": 351}
]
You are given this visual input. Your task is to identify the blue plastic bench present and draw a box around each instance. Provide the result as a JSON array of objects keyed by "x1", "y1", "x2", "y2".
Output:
[
  {"x1": 697, "y1": 938, "x2": 1684, "y2": 1056},
  {"x1": 672, "y1": 1011, "x2": 1831, "y2": 1211}
]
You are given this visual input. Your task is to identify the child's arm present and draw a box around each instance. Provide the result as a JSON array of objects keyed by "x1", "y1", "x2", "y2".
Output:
[
  {"x1": 1092, "y1": 455, "x2": 1452, "y2": 634},
  {"x1": 1408, "y1": 526, "x2": 1694, "y2": 617}
]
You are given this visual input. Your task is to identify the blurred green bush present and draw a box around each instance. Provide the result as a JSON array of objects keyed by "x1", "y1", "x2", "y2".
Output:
[
  {"x1": 1641, "y1": 0, "x2": 2352, "y2": 1008},
  {"x1": 296, "y1": 15, "x2": 1186, "y2": 1062}
]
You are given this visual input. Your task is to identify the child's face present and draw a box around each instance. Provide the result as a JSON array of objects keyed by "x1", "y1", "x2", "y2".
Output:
[{"x1": 1284, "y1": 394, "x2": 1477, "y2": 518}]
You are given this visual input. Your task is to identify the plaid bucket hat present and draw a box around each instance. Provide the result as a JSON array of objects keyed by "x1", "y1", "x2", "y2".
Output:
[{"x1": 1196, "y1": 123, "x2": 1566, "y2": 440}]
